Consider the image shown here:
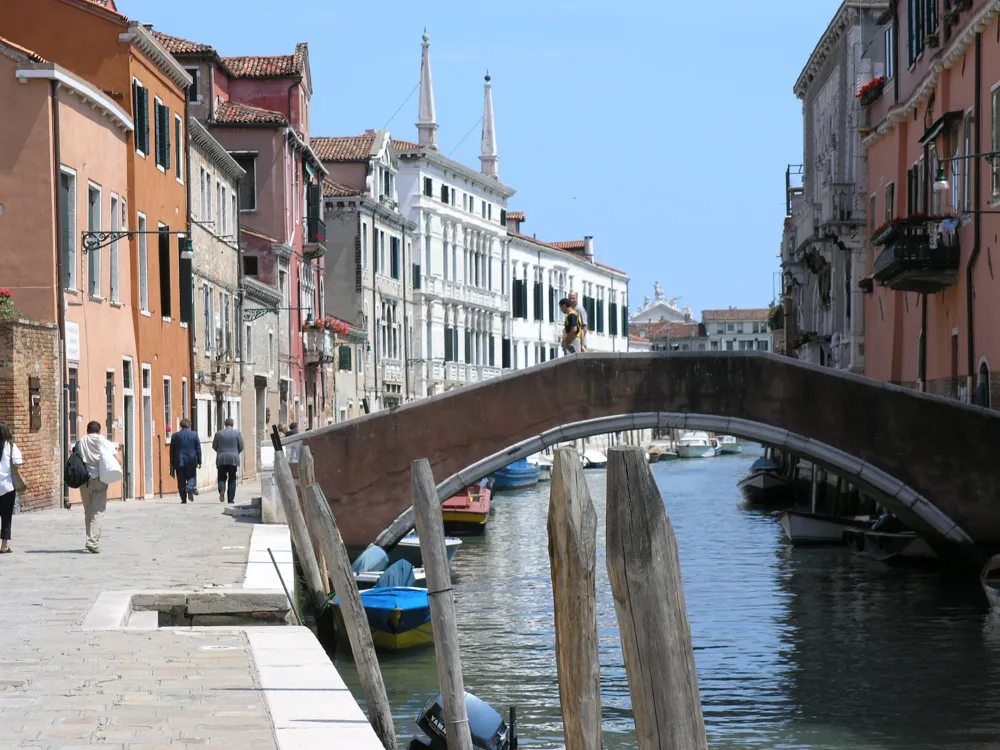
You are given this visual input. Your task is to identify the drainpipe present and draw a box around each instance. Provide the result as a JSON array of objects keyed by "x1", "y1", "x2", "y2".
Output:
[
  {"x1": 371, "y1": 206, "x2": 379, "y2": 410},
  {"x1": 402, "y1": 218, "x2": 410, "y2": 401},
  {"x1": 537, "y1": 248, "x2": 544, "y2": 357},
  {"x1": 50, "y1": 80, "x2": 69, "y2": 510},
  {"x1": 918, "y1": 140, "x2": 930, "y2": 391},
  {"x1": 967, "y1": 32, "x2": 983, "y2": 402},
  {"x1": 184, "y1": 104, "x2": 196, "y2": 438}
]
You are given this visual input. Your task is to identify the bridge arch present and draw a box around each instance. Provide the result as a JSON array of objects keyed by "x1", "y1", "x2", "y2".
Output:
[{"x1": 291, "y1": 353, "x2": 1000, "y2": 552}]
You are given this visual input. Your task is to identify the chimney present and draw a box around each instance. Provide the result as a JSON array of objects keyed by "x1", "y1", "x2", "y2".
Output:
[{"x1": 583, "y1": 236, "x2": 594, "y2": 261}]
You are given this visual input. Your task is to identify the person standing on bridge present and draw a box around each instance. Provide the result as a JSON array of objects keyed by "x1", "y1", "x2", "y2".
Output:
[
  {"x1": 560, "y1": 298, "x2": 583, "y2": 355},
  {"x1": 568, "y1": 291, "x2": 588, "y2": 352}
]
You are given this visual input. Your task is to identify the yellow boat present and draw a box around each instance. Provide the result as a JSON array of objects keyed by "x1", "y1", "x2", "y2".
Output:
[
  {"x1": 441, "y1": 480, "x2": 492, "y2": 536},
  {"x1": 333, "y1": 586, "x2": 434, "y2": 652}
]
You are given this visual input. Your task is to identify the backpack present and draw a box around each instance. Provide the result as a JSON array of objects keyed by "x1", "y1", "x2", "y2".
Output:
[{"x1": 64, "y1": 445, "x2": 89, "y2": 489}]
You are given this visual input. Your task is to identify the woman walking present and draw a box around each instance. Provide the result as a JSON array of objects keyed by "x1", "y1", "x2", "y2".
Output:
[{"x1": 0, "y1": 421, "x2": 24, "y2": 553}]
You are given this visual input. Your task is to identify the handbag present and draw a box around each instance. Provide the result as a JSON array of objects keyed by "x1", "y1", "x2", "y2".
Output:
[
  {"x1": 11, "y1": 464, "x2": 26, "y2": 494},
  {"x1": 98, "y1": 444, "x2": 123, "y2": 485}
]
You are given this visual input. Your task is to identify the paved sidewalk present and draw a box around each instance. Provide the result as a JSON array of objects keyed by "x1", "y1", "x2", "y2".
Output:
[{"x1": 0, "y1": 482, "x2": 277, "y2": 749}]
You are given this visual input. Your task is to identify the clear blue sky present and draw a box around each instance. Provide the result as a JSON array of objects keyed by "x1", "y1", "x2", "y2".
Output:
[{"x1": 120, "y1": 0, "x2": 842, "y2": 314}]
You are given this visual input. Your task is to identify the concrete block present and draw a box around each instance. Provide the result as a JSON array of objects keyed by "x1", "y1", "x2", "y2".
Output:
[
  {"x1": 185, "y1": 591, "x2": 289, "y2": 615},
  {"x1": 131, "y1": 592, "x2": 187, "y2": 609}
]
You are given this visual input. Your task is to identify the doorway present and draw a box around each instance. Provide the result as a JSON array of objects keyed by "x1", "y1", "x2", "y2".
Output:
[
  {"x1": 142, "y1": 364, "x2": 153, "y2": 497},
  {"x1": 254, "y1": 377, "x2": 266, "y2": 473},
  {"x1": 122, "y1": 358, "x2": 134, "y2": 499}
]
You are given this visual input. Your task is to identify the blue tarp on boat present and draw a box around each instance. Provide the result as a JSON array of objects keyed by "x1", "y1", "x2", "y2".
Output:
[
  {"x1": 358, "y1": 587, "x2": 430, "y2": 633},
  {"x1": 375, "y1": 559, "x2": 416, "y2": 588},
  {"x1": 352, "y1": 544, "x2": 389, "y2": 574}
]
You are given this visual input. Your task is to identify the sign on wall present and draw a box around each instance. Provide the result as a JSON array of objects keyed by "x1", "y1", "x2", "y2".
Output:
[{"x1": 65, "y1": 321, "x2": 80, "y2": 362}]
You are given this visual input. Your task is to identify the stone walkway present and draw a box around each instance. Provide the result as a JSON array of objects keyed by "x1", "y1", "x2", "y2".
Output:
[{"x1": 0, "y1": 485, "x2": 276, "y2": 749}]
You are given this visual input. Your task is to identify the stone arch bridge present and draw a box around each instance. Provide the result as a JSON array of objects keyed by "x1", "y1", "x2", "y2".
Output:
[{"x1": 286, "y1": 353, "x2": 1000, "y2": 555}]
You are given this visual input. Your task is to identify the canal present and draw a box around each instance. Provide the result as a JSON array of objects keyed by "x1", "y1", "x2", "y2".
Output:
[{"x1": 333, "y1": 451, "x2": 1000, "y2": 748}]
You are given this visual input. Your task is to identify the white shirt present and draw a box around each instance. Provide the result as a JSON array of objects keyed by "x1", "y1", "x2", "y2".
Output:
[{"x1": 0, "y1": 442, "x2": 24, "y2": 495}]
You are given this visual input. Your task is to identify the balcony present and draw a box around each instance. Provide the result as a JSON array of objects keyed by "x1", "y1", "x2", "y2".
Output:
[
  {"x1": 303, "y1": 215, "x2": 327, "y2": 259},
  {"x1": 819, "y1": 182, "x2": 861, "y2": 227},
  {"x1": 419, "y1": 276, "x2": 503, "y2": 311},
  {"x1": 304, "y1": 328, "x2": 335, "y2": 365},
  {"x1": 872, "y1": 217, "x2": 960, "y2": 293}
]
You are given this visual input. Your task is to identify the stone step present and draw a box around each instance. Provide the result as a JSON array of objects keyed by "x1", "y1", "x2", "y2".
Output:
[{"x1": 223, "y1": 504, "x2": 262, "y2": 519}]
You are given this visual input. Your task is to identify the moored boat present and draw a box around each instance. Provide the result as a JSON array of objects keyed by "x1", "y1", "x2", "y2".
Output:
[
  {"x1": 490, "y1": 457, "x2": 540, "y2": 490},
  {"x1": 737, "y1": 457, "x2": 794, "y2": 506},
  {"x1": 842, "y1": 514, "x2": 936, "y2": 562},
  {"x1": 981, "y1": 555, "x2": 1000, "y2": 611},
  {"x1": 580, "y1": 449, "x2": 607, "y2": 468},
  {"x1": 677, "y1": 431, "x2": 716, "y2": 458},
  {"x1": 779, "y1": 509, "x2": 872, "y2": 545},
  {"x1": 335, "y1": 584, "x2": 433, "y2": 651},
  {"x1": 527, "y1": 454, "x2": 553, "y2": 482},
  {"x1": 717, "y1": 435, "x2": 742, "y2": 455},
  {"x1": 408, "y1": 691, "x2": 513, "y2": 749},
  {"x1": 441, "y1": 479, "x2": 492, "y2": 536},
  {"x1": 388, "y1": 533, "x2": 462, "y2": 568}
]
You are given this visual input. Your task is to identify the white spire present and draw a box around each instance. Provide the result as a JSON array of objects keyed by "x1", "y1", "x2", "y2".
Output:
[
  {"x1": 417, "y1": 30, "x2": 438, "y2": 151},
  {"x1": 480, "y1": 72, "x2": 498, "y2": 178}
]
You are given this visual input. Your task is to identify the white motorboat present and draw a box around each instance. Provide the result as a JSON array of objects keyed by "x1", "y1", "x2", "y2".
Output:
[
  {"x1": 981, "y1": 555, "x2": 1000, "y2": 612},
  {"x1": 716, "y1": 435, "x2": 742, "y2": 455},
  {"x1": 676, "y1": 431, "x2": 716, "y2": 459},
  {"x1": 527, "y1": 454, "x2": 553, "y2": 482},
  {"x1": 779, "y1": 510, "x2": 872, "y2": 545},
  {"x1": 580, "y1": 449, "x2": 607, "y2": 469},
  {"x1": 737, "y1": 457, "x2": 794, "y2": 506}
]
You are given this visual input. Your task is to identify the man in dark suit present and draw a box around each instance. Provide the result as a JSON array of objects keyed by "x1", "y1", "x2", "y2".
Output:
[{"x1": 169, "y1": 419, "x2": 202, "y2": 504}]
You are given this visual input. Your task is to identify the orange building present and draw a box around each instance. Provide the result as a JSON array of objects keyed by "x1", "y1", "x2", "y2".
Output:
[
  {"x1": 1, "y1": 0, "x2": 193, "y2": 497},
  {"x1": 862, "y1": 0, "x2": 1000, "y2": 406}
]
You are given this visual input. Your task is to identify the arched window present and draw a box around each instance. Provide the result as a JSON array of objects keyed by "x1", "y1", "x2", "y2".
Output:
[{"x1": 978, "y1": 358, "x2": 991, "y2": 408}]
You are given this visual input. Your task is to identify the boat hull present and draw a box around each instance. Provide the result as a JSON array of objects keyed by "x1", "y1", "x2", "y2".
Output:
[
  {"x1": 981, "y1": 555, "x2": 1000, "y2": 611},
  {"x1": 491, "y1": 458, "x2": 540, "y2": 490},
  {"x1": 719, "y1": 444, "x2": 742, "y2": 455},
  {"x1": 334, "y1": 587, "x2": 434, "y2": 651},
  {"x1": 677, "y1": 445, "x2": 716, "y2": 459},
  {"x1": 738, "y1": 471, "x2": 793, "y2": 506},
  {"x1": 779, "y1": 510, "x2": 870, "y2": 545},
  {"x1": 441, "y1": 485, "x2": 491, "y2": 536},
  {"x1": 843, "y1": 528, "x2": 937, "y2": 562},
  {"x1": 388, "y1": 535, "x2": 462, "y2": 567}
]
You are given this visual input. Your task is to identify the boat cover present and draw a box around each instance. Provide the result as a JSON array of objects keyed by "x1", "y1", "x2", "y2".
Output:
[
  {"x1": 376, "y1": 559, "x2": 417, "y2": 588},
  {"x1": 749, "y1": 457, "x2": 779, "y2": 472},
  {"x1": 359, "y1": 587, "x2": 431, "y2": 633},
  {"x1": 352, "y1": 544, "x2": 389, "y2": 574}
]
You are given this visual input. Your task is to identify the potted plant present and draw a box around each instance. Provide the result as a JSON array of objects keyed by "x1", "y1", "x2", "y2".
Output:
[
  {"x1": 857, "y1": 76, "x2": 887, "y2": 107},
  {"x1": 925, "y1": 30, "x2": 940, "y2": 47},
  {"x1": 0, "y1": 288, "x2": 21, "y2": 321},
  {"x1": 767, "y1": 302, "x2": 784, "y2": 332}
]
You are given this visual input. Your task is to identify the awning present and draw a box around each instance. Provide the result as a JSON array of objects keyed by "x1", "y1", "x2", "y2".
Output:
[{"x1": 919, "y1": 111, "x2": 964, "y2": 146}]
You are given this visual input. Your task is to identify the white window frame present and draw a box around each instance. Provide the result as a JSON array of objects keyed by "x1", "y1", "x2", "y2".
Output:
[
  {"x1": 137, "y1": 211, "x2": 149, "y2": 314},
  {"x1": 245, "y1": 323, "x2": 253, "y2": 362},
  {"x1": 268, "y1": 330, "x2": 275, "y2": 372},
  {"x1": 163, "y1": 375, "x2": 173, "y2": 439},
  {"x1": 230, "y1": 151, "x2": 258, "y2": 212},
  {"x1": 221, "y1": 185, "x2": 228, "y2": 236},
  {"x1": 203, "y1": 281, "x2": 213, "y2": 357},
  {"x1": 109, "y1": 194, "x2": 122, "y2": 305},
  {"x1": 133, "y1": 76, "x2": 146, "y2": 159},
  {"x1": 87, "y1": 181, "x2": 102, "y2": 299},
  {"x1": 174, "y1": 113, "x2": 184, "y2": 185},
  {"x1": 158, "y1": 221, "x2": 171, "y2": 323},
  {"x1": 184, "y1": 67, "x2": 200, "y2": 104},
  {"x1": 181, "y1": 376, "x2": 188, "y2": 420},
  {"x1": 153, "y1": 96, "x2": 166, "y2": 173},
  {"x1": 60, "y1": 166, "x2": 78, "y2": 291}
]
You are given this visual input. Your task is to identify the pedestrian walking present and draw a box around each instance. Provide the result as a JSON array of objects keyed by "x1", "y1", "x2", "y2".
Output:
[
  {"x1": 568, "y1": 291, "x2": 589, "y2": 352},
  {"x1": 212, "y1": 418, "x2": 244, "y2": 504},
  {"x1": 0, "y1": 421, "x2": 24, "y2": 554},
  {"x1": 286, "y1": 422, "x2": 299, "y2": 436},
  {"x1": 76, "y1": 421, "x2": 118, "y2": 554},
  {"x1": 560, "y1": 298, "x2": 583, "y2": 355},
  {"x1": 169, "y1": 419, "x2": 202, "y2": 504}
]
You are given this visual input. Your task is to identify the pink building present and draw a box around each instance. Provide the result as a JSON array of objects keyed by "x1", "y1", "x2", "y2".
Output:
[
  {"x1": 863, "y1": 0, "x2": 1000, "y2": 406},
  {"x1": 0, "y1": 39, "x2": 139, "y2": 502},
  {"x1": 153, "y1": 32, "x2": 331, "y2": 429}
]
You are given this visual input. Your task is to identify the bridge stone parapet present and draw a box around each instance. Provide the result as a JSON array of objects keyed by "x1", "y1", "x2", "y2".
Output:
[{"x1": 287, "y1": 353, "x2": 1000, "y2": 552}]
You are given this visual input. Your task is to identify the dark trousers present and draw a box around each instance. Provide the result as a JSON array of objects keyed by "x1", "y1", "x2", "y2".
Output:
[
  {"x1": 218, "y1": 465, "x2": 237, "y2": 503},
  {"x1": 176, "y1": 464, "x2": 197, "y2": 502},
  {"x1": 0, "y1": 490, "x2": 14, "y2": 540}
]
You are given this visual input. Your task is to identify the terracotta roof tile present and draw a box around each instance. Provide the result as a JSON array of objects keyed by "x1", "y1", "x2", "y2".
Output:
[
  {"x1": 0, "y1": 37, "x2": 47, "y2": 63},
  {"x1": 392, "y1": 139, "x2": 420, "y2": 151},
  {"x1": 595, "y1": 260, "x2": 626, "y2": 275},
  {"x1": 151, "y1": 30, "x2": 215, "y2": 56},
  {"x1": 312, "y1": 134, "x2": 375, "y2": 162},
  {"x1": 702, "y1": 308, "x2": 769, "y2": 322},
  {"x1": 549, "y1": 240, "x2": 586, "y2": 251},
  {"x1": 630, "y1": 321, "x2": 702, "y2": 341},
  {"x1": 323, "y1": 179, "x2": 362, "y2": 198},
  {"x1": 212, "y1": 100, "x2": 286, "y2": 126},
  {"x1": 629, "y1": 334, "x2": 649, "y2": 344},
  {"x1": 506, "y1": 211, "x2": 525, "y2": 222},
  {"x1": 222, "y1": 44, "x2": 306, "y2": 78}
]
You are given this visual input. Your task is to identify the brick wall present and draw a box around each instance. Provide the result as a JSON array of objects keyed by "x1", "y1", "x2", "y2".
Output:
[{"x1": 0, "y1": 320, "x2": 61, "y2": 512}]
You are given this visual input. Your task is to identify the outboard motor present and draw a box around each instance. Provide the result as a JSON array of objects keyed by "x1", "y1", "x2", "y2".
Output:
[{"x1": 407, "y1": 692, "x2": 510, "y2": 750}]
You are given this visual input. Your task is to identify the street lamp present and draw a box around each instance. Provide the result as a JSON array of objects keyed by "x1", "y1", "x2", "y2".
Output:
[{"x1": 933, "y1": 165, "x2": 950, "y2": 193}]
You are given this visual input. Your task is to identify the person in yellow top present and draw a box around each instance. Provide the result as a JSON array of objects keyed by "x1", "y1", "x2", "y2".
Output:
[{"x1": 559, "y1": 298, "x2": 582, "y2": 354}]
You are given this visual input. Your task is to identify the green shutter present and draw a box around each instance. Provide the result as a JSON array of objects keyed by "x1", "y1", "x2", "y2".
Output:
[
  {"x1": 153, "y1": 100, "x2": 161, "y2": 164},
  {"x1": 338, "y1": 345, "x2": 352, "y2": 372},
  {"x1": 142, "y1": 88, "x2": 150, "y2": 155},
  {"x1": 164, "y1": 106, "x2": 171, "y2": 170}
]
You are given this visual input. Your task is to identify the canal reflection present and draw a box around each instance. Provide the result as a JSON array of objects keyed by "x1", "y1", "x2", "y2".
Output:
[{"x1": 333, "y1": 453, "x2": 1000, "y2": 748}]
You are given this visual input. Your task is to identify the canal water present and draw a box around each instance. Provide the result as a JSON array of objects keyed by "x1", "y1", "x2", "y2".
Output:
[{"x1": 333, "y1": 451, "x2": 1000, "y2": 748}]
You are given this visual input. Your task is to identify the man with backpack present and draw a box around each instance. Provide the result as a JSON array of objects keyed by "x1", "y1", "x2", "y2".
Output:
[{"x1": 70, "y1": 421, "x2": 119, "y2": 554}]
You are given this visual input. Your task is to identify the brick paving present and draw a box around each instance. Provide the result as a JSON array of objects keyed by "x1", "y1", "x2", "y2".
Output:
[{"x1": 0, "y1": 484, "x2": 279, "y2": 749}]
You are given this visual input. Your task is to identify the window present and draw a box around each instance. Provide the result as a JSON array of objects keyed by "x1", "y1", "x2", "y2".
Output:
[
  {"x1": 377, "y1": 230, "x2": 386, "y2": 273},
  {"x1": 727, "y1": 322, "x2": 734, "y2": 332},
  {"x1": 245, "y1": 323, "x2": 253, "y2": 361},
  {"x1": 232, "y1": 154, "x2": 256, "y2": 210},
  {"x1": 60, "y1": 169, "x2": 77, "y2": 289},
  {"x1": 232, "y1": 195, "x2": 237, "y2": 237},
  {"x1": 423, "y1": 177, "x2": 433, "y2": 197},
  {"x1": 174, "y1": 114, "x2": 184, "y2": 183},
  {"x1": 339, "y1": 345, "x2": 352, "y2": 371},
  {"x1": 758, "y1": 340, "x2": 769, "y2": 352},
  {"x1": 268, "y1": 331, "x2": 274, "y2": 371},
  {"x1": 68, "y1": 367, "x2": 79, "y2": 444},
  {"x1": 123, "y1": 360, "x2": 132, "y2": 390},
  {"x1": 885, "y1": 25, "x2": 895, "y2": 80},
  {"x1": 163, "y1": 377, "x2": 172, "y2": 437},
  {"x1": 132, "y1": 78, "x2": 149, "y2": 155},
  {"x1": 244, "y1": 255, "x2": 258, "y2": 275},
  {"x1": 221, "y1": 186, "x2": 228, "y2": 236},
  {"x1": 181, "y1": 377, "x2": 188, "y2": 420},
  {"x1": 185, "y1": 67, "x2": 199, "y2": 103},
  {"x1": 106, "y1": 371, "x2": 116, "y2": 436},
  {"x1": 217, "y1": 182, "x2": 223, "y2": 231},
  {"x1": 87, "y1": 183, "x2": 101, "y2": 297},
  {"x1": 907, "y1": 0, "x2": 933, "y2": 67},
  {"x1": 736, "y1": 322, "x2": 744, "y2": 333},
  {"x1": 441, "y1": 184, "x2": 450, "y2": 203},
  {"x1": 992, "y1": 86, "x2": 1000, "y2": 201},
  {"x1": 362, "y1": 223, "x2": 369, "y2": 269},
  {"x1": 488, "y1": 204, "x2": 492, "y2": 221},
  {"x1": 711, "y1": 340, "x2": 720, "y2": 351},
  {"x1": 885, "y1": 182, "x2": 895, "y2": 222},
  {"x1": 110, "y1": 195, "x2": 121, "y2": 303},
  {"x1": 137, "y1": 213, "x2": 148, "y2": 311},
  {"x1": 481, "y1": 200, "x2": 486, "y2": 218},
  {"x1": 158, "y1": 225, "x2": 172, "y2": 318},
  {"x1": 153, "y1": 98, "x2": 171, "y2": 171},
  {"x1": 390, "y1": 236, "x2": 400, "y2": 280},
  {"x1": 206, "y1": 173, "x2": 213, "y2": 222},
  {"x1": 224, "y1": 295, "x2": 231, "y2": 354},
  {"x1": 726, "y1": 340, "x2": 734, "y2": 351},
  {"x1": 963, "y1": 113, "x2": 973, "y2": 213}
]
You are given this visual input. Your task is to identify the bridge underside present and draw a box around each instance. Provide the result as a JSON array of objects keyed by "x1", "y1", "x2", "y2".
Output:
[{"x1": 287, "y1": 353, "x2": 1000, "y2": 552}]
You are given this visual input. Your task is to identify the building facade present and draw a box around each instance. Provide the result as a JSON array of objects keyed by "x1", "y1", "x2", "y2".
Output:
[
  {"x1": 781, "y1": 1, "x2": 885, "y2": 372},
  {"x1": 316, "y1": 130, "x2": 416, "y2": 412},
  {"x1": 398, "y1": 35, "x2": 515, "y2": 396},
  {"x1": 861, "y1": 0, "x2": 1000, "y2": 406},
  {"x1": 506, "y1": 215, "x2": 630, "y2": 365},
  {"x1": 628, "y1": 321, "x2": 707, "y2": 351},
  {"x1": 240, "y1": 276, "x2": 280, "y2": 473},
  {"x1": 2, "y1": 3, "x2": 194, "y2": 499},
  {"x1": 155, "y1": 31, "x2": 332, "y2": 429},
  {"x1": 702, "y1": 309, "x2": 772, "y2": 352},
  {"x1": 188, "y1": 117, "x2": 245, "y2": 488},
  {"x1": 628, "y1": 282, "x2": 692, "y2": 325}
]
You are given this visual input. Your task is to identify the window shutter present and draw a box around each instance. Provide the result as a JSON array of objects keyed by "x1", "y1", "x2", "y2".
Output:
[
  {"x1": 141, "y1": 88, "x2": 150, "y2": 154},
  {"x1": 163, "y1": 105, "x2": 171, "y2": 170},
  {"x1": 464, "y1": 331, "x2": 471, "y2": 364},
  {"x1": 339, "y1": 345, "x2": 351, "y2": 371}
]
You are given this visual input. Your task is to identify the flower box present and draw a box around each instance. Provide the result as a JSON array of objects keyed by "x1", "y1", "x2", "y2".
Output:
[
  {"x1": 925, "y1": 31, "x2": 940, "y2": 48},
  {"x1": 857, "y1": 76, "x2": 886, "y2": 107}
]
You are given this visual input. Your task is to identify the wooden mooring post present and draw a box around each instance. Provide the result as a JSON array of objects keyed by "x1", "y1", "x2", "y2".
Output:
[
  {"x1": 411, "y1": 458, "x2": 473, "y2": 750},
  {"x1": 271, "y1": 431, "x2": 326, "y2": 610},
  {"x1": 303, "y1": 484, "x2": 397, "y2": 750},
  {"x1": 605, "y1": 445, "x2": 708, "y2": 750},
  {"x1": 547, "y1": 447, "x2": 602, "y2": 750},
  {"x1": 298, "y1": 446, "x2": 330, "y2": 595}
]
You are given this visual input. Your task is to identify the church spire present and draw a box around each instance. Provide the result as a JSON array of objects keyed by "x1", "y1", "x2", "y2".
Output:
[
  {"x1": 417, "y1": 30, "x2": 438, "y2": 151},
  {"x1": 479, "y1": 72, "x2": 498, "y2": 178}
]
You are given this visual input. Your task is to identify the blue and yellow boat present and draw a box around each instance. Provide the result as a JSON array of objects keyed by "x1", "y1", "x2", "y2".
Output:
[{"x1": 334, "y1": 560, "x2": 434, "y2": 651}]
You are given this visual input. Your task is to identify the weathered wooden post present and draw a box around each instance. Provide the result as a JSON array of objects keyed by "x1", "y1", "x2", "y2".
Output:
[
  {"x1": 297, "y1": 446, "x2": 330, "y2": 595},
  {"x1": 411, "y1": 458, "x2": 473, "y2": 750},
  {"x1": 304, "y1": 484, "x2": 397, "y2": 750},
  {"x1": 810, "y1": 463, "x2": 819, "y2": 514},
  {"x1": 605, "y1": 445, "x2": 708, "y2": 750},
  {"x1": 547, "y1": 447, "x2": 601, "y2": 750},
  {"x1": 271, "y1": 439, "x2": 326, "y2": 609}
]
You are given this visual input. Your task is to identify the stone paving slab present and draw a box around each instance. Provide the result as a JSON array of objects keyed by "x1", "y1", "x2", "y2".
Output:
[{"x1": 0, "y1": 485, "x2": 277, "y2": 749}]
